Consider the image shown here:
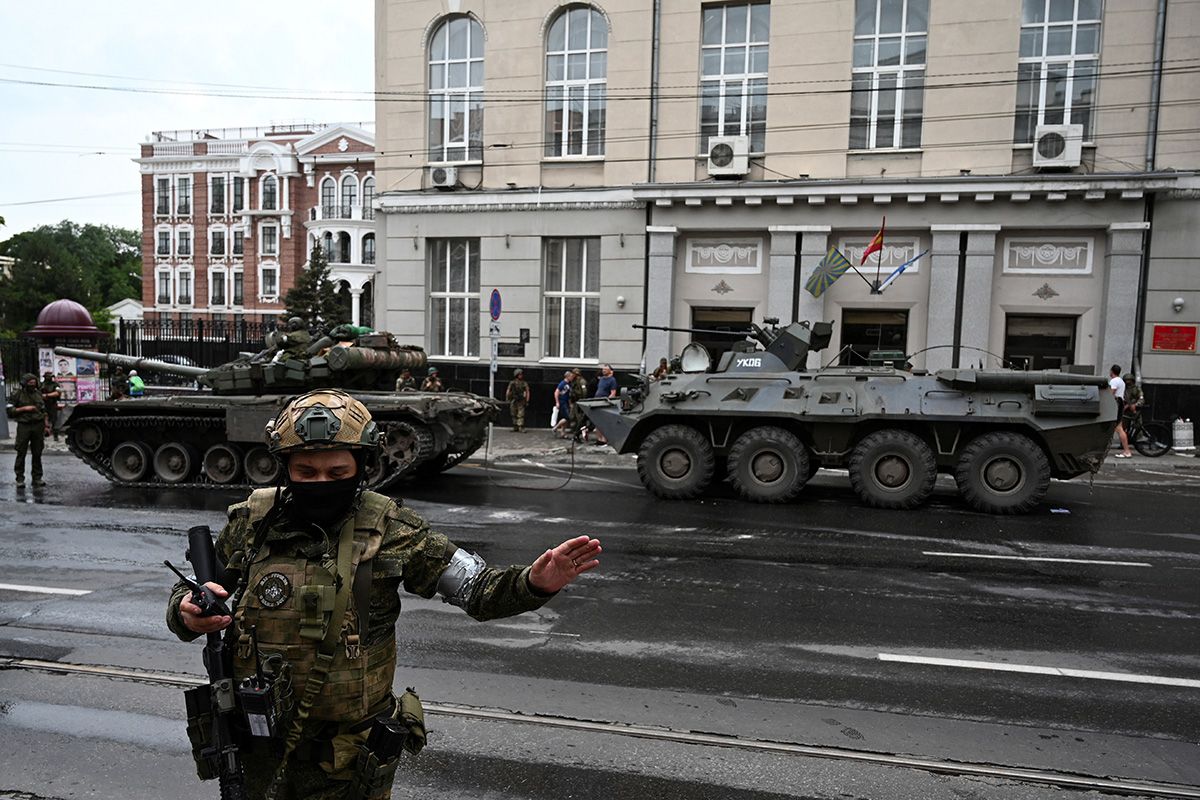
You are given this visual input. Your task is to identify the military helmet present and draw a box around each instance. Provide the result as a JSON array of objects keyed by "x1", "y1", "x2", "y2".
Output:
[
  {"x1": 428, "y1": 366, "x2": 439, "y2": 376},
  {"x1": 20, "y1": 372, "x2": 37, "y2": 384},
  {"x1": 287, "y1": 316, "x2": 305, "y2": 332},
  {"x1": 265, "y1": 389, "x2": 379, "y2": 455}
]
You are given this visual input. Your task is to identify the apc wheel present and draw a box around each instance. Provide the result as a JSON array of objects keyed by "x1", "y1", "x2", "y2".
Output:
[
  {"x1": 954, "y1": 432, "x2": 1050, "y2": 514},
  {"x1": 110, "y1": 441, "x2": 151, "y2": 482},
  {"x1": 849, "y1": 430, "x2": 936, "y2": 510},
  {"x1": 1132, "y1": 421, "x2": 1171, "y2": 457},
  {"x1": 244, "y1": 446, "x2": 281, "y2": 485},
  {"x1": 154, "y1": 442, "x2": 198, "y2": 484},
  {"x1": 637, "y1": 424, "x2": 715, "y2": 500},
  {"x1": 203, "y1": 444, "x2": 242, "y2": 484},
  {"x1": 727, "y1": 426, "x2": 808, "y2": 503},
  {"x1": 73, "y1": 421, "x2": 104, "y2": 454}
]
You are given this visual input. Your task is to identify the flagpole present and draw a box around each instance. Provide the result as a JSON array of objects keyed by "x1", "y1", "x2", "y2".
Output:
[{"x1": 873, "y1": 246, "x2": 883, "y2": 294}]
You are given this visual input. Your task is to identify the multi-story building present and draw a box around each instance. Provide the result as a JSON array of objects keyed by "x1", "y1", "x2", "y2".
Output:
[
  {"x1": 135, "y1": 123, "x2": 378, "y2": 328},
  {"x1": 374, "y1": 0, "x2": 1200, "y2": 417}
]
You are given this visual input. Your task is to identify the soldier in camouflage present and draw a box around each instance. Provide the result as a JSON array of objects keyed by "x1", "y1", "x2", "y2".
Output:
[
  {"x1": 505, "y1": 369, "x2": 530, "y2": 432},
  {"x1": 9, "y1": 373, "x2": 48, "y2": 487},
  {"x1": 166, "y1": 389, "x2": 601, "y2": 799}
]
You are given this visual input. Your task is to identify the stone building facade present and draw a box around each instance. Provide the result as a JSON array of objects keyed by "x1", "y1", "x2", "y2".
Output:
[
  {"x1": 135, "y1": 123, "x2": 378, "y2": 328},
  {"x1": 373, "y1": 1, "x2": 1200, "y2": 418}
]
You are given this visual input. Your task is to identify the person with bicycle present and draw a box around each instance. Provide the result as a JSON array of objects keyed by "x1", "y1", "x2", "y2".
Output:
[{"x1": 1109, "y1": 365, "x2": 1134, "y2": 458}]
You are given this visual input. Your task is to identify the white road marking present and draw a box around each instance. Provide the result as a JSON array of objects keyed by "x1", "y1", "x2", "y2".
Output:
[
  {"x1": 922, "y1": 551, "x2": 1152, "y2": 568},
  {"x1": 0, "y1": 583, "x2": 92, "y2": 596},
  {"x1": 878, "y1": 653, "x2": 1200, "y2": 689}
]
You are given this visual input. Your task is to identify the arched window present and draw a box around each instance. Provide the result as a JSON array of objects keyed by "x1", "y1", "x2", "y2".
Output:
[
  {"x1": 546, "y1": 6, "x2": 608, "y2": 157},
  {"x1": 341, "y1": 175, "x2": 358, "y2": 217},
  {"x1": 261, "y1": 175, "x2": 278, "y2": 210},
  {"x1": 337, "y1": 232, "x2": 352, "y2": 264},
  {"x1": 363, "y1": 233, "x2": 376, "y2": 265},
  {"x1": 320, "y1": 177, "x2": 336, "y2": 216},
  {"x1": 428, "y1": 16, "x2": 484, "y2": 162},
  {"x1": 362, "y1": 176, "x2": 376, "y2": 220},
  {"x1": 322, "y1": 232, "x2": 334, "y2": 260}
]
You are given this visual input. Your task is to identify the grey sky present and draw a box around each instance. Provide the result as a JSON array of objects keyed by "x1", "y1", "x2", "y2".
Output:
[{"x1": 0, "y1": 1, "x2": 374, "y2": 235}]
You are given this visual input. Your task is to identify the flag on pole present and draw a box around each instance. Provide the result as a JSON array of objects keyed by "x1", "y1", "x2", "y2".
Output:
[
  {"x1": 804, "y1": 246, "x2": 853, "y2": 298},
  {"x1": 877, "y1": 249, "x2": 929, "y2": 292},
  {"x1": 861, "y1": 217, "x2": 886, "y2": 265}
]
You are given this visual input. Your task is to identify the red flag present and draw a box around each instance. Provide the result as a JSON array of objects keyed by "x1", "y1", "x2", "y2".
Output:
[{"x1": 861, "y1": 217, "x2": 886, "y2": 265}]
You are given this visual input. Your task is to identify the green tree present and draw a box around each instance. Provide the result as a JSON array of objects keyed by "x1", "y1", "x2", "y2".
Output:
[
  {"x1": 0, "y1": 220, "x2": 142, "y2": 336},
  {"x1": 285, "y1": 245, "x2": 348, "y2": 328}
]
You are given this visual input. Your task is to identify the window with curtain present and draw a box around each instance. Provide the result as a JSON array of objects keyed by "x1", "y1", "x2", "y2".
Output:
[
  {"x1": 261, "y1": 175, "x2": 278, "y2": 210},
  {"x1": 177, "y1": 270, "x2": 193, "y2": 306},
  {"x1": 210, "y1": 270, "x2": 227, "y2": 306},
  {"x1": 543, "y1": 237, "x2": 600, "y2": 360},
  {"x1": 849, "y1": 0, "x2": 928, "y2": 150},
  {"x1": 363, "y1": 234, "x2": 376, "y2": 265},
  {"x1": 1014, "y1": 0, "x2": 1102, "y2": 143},
  {"x1": 429, "y1": 239, "x2": 480, "y2": 357},
  {"x1": 211, "y1": 229, "x2": 226, "y2": 257},
  {"x1": 177, "y1": 230, "x2": 191, "y2": 258},
  {"x1": 428, "y1": 16, "x2": 485, "y2": 162},
  {"x1": 262, "y1": 225, "x2": 278, "y2": 256},
  {"x1": 700, "y1": 3, "x2": 770, "y2": 153},
  {"x1": 157, "y1": 271, "x2": 172, "y2": 305},
  {"x1": 545, "y1": 6, "x2": 607, "y2": 157}
]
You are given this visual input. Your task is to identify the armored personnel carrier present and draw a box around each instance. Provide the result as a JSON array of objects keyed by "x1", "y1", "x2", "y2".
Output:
[
  {"x1": 54, "y1": 329, "x2": 498, "y2": 490},
  {"x1": 580, "y1": 319, "x2": 1117, "y2": 514}
]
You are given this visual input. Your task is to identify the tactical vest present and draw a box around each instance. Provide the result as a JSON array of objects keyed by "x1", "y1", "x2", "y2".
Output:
[{"x1": 230, "y1": 489, "x2": 395, "y2": 722}]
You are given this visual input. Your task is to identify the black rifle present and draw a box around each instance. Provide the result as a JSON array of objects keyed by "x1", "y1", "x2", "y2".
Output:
[{"x1": 166, "y1": 525, "x2": 246, "y2": 800}]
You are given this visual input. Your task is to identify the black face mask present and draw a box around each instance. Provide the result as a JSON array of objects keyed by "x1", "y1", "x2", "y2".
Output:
[{"x1": 284, "y1": 475, "x2": 360, "y2": 529}]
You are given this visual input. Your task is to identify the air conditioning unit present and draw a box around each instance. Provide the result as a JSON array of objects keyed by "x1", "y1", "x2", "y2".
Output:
[
  {"x1": 1032, "y1": 124, "x2": 1083, "y2": 169},
  {"x1": 429, "y1": 165, "x2": 460, "y2": 190},
  {"x1": 706, "y1": 135, "x2": 750, "y2": 178}
]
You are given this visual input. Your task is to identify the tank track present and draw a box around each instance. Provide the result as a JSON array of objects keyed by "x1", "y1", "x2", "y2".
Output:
[{"x1": 67, "y1": 414, "x2": 235, "y2": 490}]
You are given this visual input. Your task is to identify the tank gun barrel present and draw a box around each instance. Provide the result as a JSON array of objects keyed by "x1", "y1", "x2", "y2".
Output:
[
  {"x1": 935, "y1": 369, "x2": 1108, "y2": 390},
  {"x1": 632, "y1": 323, "x2": 755, "y2": 337},
  {"x1": 52, "y1": 347, "x2": 211, "y2": 379}
]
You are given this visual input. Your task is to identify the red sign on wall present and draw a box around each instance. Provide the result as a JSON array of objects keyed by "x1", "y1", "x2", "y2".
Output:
[{"x1": 1151, "y1": 324, "x2": 1198, "y2": 352}]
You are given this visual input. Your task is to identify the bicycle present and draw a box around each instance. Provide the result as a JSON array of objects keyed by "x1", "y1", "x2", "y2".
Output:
[{"x1": 1122, "y1": 406, "x2": 1172, "y2": 457}]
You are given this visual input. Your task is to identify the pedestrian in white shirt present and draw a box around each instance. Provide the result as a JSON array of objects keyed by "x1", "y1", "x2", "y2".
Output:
[{"x1": 1109, "y1": 364, "x2": 1133, "y2": 458}]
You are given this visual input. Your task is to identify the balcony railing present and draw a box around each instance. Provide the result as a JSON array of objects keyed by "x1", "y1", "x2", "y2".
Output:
[{"x1": 310, "y1": 204, "x2": 374, "y2": 221}]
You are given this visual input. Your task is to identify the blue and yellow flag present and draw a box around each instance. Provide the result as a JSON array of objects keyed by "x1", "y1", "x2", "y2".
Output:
[{"x1": 804, "y1": 246, "x2": 853, "y2": 298}]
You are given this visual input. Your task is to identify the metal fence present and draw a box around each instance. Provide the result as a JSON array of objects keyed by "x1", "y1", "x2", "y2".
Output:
[
  {"x1": 0, "y1": 337, "x2": 39, "y2": 382},
  {"x1": 113, "y1": 318, "x2": 276, "y2": 366}
]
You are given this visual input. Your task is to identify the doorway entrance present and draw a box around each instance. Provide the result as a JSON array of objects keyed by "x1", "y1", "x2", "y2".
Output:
[
  {"x1": 690, "y1": 307, "x2": 754, "y2": 362},
  {"x1": 839, "y1": 309, "x2": 909, "y2": 366},
  {"x1": 1004, "y1": 314, "x2": 1077, "y2": 370}
]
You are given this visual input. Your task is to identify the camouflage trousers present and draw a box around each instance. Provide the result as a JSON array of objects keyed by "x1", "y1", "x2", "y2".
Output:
[
  {"x1": 238, "y1": 746, "x2": 394, "y2": 800},
  {"x1": 13, "y1": 422, "x2": 44, "y2": 481},
  {"x1": 568, "y1": 403, "x2": 585, "y2": 440},
  {"x1": 509, "y1": 401, "x2": 527, "y2": 430}
]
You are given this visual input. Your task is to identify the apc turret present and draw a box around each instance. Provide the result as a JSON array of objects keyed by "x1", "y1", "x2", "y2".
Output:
[{"x1": 54, "y1": 329, "x2": 498, "y2": 490}]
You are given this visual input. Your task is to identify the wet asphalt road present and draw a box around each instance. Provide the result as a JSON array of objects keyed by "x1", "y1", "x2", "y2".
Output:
[{"x1": 1, "y1": 451, "x2": 1199, "y2": 799}]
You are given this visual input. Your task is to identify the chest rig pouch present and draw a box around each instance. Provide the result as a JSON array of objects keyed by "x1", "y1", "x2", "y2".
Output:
[{"x1": 231, "y1": 489, "x2": 392, "y2": 725}]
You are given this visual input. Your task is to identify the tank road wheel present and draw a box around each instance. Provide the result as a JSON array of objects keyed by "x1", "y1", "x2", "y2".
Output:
[
  {"x1": 153, "y1": 442, "x2": 198, "y2": 484},
  {"x1": 244, "y1": 446, "x2": 281, "y2": 486},
  {"x1": 110, "y1": 441, "x2": 151, "y2": 482},
  {"x1": 849, "y1": 430, "x2": 937, "y2": 510},
  {"x1": 727, "y1": 426, "x2": 808, "y2": 503},
  {"x1": 203, "y1": 444, "x2": 243, "y2": 484},
  {"x1": 367, "y1": 421, "x2": 437, "y2": 490},
  {"x1": 954, "y1": 432, "x2": 1051, "y2": 515},
  {"x1": 636, "y1": 424, "x2": 715, "y2": 500},
  {"x1": 73, "y1": 421, "x2": 105, "y2": 454}
]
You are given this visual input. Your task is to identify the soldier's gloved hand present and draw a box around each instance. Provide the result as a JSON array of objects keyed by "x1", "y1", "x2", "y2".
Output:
[
  {"x1": 529, "y1": 535, "x2": 602, "y2": 594},
  {"x1": 179, "y1": 582, "x2": 233, "y2": 634}
]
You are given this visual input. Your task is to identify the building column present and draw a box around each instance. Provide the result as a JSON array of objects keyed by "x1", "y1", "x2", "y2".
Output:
[
  {"x1": 926, "y1": 225, "x2": 999, "y2": 372},
  {"x1": 644, "y1": 226, "x2": 678, "y2": 364},
  {"x1": 350, "y1": 287, "x2": 363, "y2": 326},
  {"x1": 926, "y1": 229, "x2": 963, "y2": 372},
  {"x1": 959, "y1": 227, "x2": 1000, "y2": 369},
  {"x1": 794, "y1": 226, "x2": 830, "y2": 369},
  {"x1": 766, "y1": 227, "x2": 799, "y2": 323},
  {"x1": 1101, "y1": 222, "x2": 1149, "y2": 372}
]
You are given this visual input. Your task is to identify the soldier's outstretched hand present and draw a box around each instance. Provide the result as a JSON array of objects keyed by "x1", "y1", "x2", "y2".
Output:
[
  {"x1": 529, "y1": 535, "x2": 602, "y2": 594},
  {"x1": 179, "y1": 582, "x2": 233, "y2": 634}
]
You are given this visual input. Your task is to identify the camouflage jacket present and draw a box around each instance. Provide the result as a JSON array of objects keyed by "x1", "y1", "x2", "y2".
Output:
[
  {"x1": 7, "y1": 386, "x2": 46, "y2": 424},
  {"x1": 506, "y1": 379, "x2": 529, "y2": 405}
]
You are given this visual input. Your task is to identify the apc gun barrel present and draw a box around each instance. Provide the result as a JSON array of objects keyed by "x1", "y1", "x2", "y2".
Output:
[
  {"x1": 934, "y1": 369, "x2": 1107, "y2": 390},
  {"x1": 53, "y1": 347, "x2": 211, "y2": 379},
  {"x1": 632, "y1": 324, "x2": 754, "y2": 337},
  {"x1": 325, "y1": 345, "x2": 428, "y2": 372}
]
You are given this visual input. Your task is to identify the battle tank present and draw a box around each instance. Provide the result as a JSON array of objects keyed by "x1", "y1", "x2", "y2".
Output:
[
  {"x1": 54, "y1": 329, "x2": 499, "y2": 490},
  {"x1": 580, "y1": 319, "x2": 1118, "y2": 514}
]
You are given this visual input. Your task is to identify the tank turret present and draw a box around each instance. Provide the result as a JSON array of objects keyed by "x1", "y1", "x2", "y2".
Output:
[{"x1": 51, "y1": 329, "x2": 497, "y2": 492}]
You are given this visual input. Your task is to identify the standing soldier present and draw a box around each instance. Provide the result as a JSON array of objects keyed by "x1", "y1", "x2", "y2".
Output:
[
  {"x1": 40, "y1": 371, "x2": 63, "y2": 441},
  {"x1": 420, "y1": 367, "x2": 444, "y2": 392},
  {"x1": 505, "y1": 369, "x2": 530, "y2": 432},
  {"x1": 165, "y1": 390, "x2": 601, "y2": 798},
  {"x1": 8, "y1": 373, "x2": 47, "y2": 487},
  {"x1": 568, "y1": 367, "x2": 588, "y2": 443},
  {"x1": 111, "y1": 367, "x2": 130, "y2": 400},
  {"x1": 394, "y1": 368, "x2": 415, "y2": 392}
]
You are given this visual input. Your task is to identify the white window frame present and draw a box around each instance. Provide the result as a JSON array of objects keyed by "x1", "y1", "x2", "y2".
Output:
[
  {"x1": 427, "y1": 16, "x2": 485, "y2": 164},
  {"x1": 176, "y1": 175, "x2": 192, "y2": 216},
  {"x1": 542, "y1": 237, "x2": 601, "y2": 362},
  {"x1": 259, "y1": 261, "x2": 280, "y2": 301},
  {"x1": 209, "y1": 174, "x2": 227, "y2": 215},
  {"x1": 156, "y1": 269, "x2": 173, "y2": 307},
  {"x1": 849, "y1": 0, "x2": 928, "y2": 150},
  {"x1": 176, "y1": 225, "x2": 193, "y2": 260},
  {"x1": 209, "y1": 225, "x2": 227, "y2": 259},
  {"x1": 320, "y1": 176, "x2": 337, "y2": 217},
  {"x1": 155, "y1": 225, "x2": 172, "y2": 259},
  {"x1": 176, "y1": 265, "x2": 195, "y2": 308},
  {"x1": 260, "y1": 174, "x2": 278, "y2": 211},
  {"x1": 362, "y1": 175, "x2": 376, "y2": 220},
  {"x1": 1015, "y1": 0, "x2": 1103, "y2": 144},
  {"x1": 699, "y1": 3, "x2": 770, "y2": 154},
  {"x1": 363, "y1": 233, "x2": 376, "y2": 265},
  {"x1": 209, "y1": 267, "x2": 228, "y2": 308},
  {"x1": 232, "y1": 176, "x2": 245, "y2": 212},
  {"x1": 232, "y1": 227, "x2": 245, "y2": 258},
  {"x1": 545, "y1": 6, "x2": 608, "y2": 158},
  {"x1": 340, "y1": 173, "x2": 358, "y2": 217},
  {"x1": 428, "y1": 238, "x2": 481, "y2": 358},
  {"x1": 154, "y1": 177, "x2": 171, "y2": 217},
  {"x1": 260, "y1": 223, "x2": 278, "y2": 257},
  {"x1": 231, "y1": 267, "x2": 245, "y2": 307}
]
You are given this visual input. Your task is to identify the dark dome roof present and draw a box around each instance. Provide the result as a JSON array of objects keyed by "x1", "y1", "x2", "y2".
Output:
[{"x1": 27, "y1": 298, "x2": 103, "y2": 338}]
